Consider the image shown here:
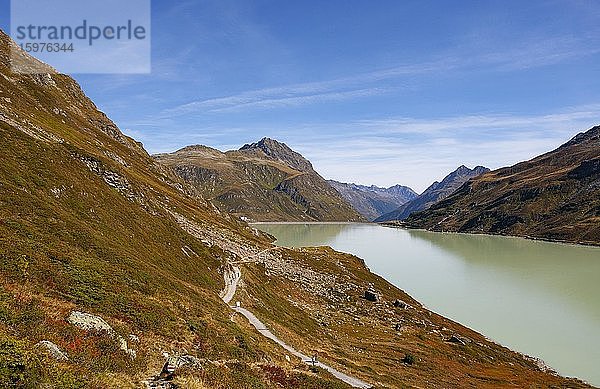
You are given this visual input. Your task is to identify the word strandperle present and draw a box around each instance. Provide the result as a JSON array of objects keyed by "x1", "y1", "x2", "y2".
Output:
[{"x1": 15, "y1": 20, "x2": 147, "y2": 46}]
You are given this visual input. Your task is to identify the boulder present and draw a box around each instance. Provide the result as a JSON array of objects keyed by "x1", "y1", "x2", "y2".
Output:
[
  {"x1": 67, "y1": 311, "x2": 113, "y2": 333},
  {"x1": 35, "y1": 340, "x2": 68, "y2": 361},
  {"x1": 447, "y1": 334, "x2": 469, "y2": 345},
  {"x1": 393, "y1": 299, "x2": 408, "y2": 309},
  {"x1": 66, "y1": 311, "x2": 136, "y2": 359},
  {"x1": 364, "y1": 289, "x2": 379, "y2": 302},
  {"x1": 160, "y1": 354, "x2": 201, "y2": 378}
]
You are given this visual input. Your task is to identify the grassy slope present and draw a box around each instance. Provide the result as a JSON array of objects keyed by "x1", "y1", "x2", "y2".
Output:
[{"x1": 0, "y1": 31, "x2": 350, "y2": 388}]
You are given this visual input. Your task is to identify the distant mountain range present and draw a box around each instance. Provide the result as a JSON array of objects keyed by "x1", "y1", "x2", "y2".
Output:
[
  {"x1": 155, "y1": 138, "x2": 364, "y2": 222},
  {"x1": 376, "y1": 165, "x2": 490, "y2": 222},
  {"x1": 328, "y1": 181, "x2": 418, "y2": 221},
  {"x1": 406, "y1": 126, "x2": 600, "y2": 245}
]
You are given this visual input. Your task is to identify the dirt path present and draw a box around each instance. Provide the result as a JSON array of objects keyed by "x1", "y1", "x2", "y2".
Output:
[
  {"x1": 220, "y1": 266, "x2": 241, "y2": 304},
  {"x1": 221, "y1": 262, "x2": 372, "y2": 389}
]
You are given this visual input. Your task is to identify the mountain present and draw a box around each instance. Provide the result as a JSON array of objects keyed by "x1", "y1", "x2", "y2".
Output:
[
  {"x1": 328, "y1": 181, "x2": 418, "y2": 221},
  {"x1": 0, "y1": 30, "x2": 295, "y2": 387},
  {"x1": 0, "y1": 30, "x2": 591, "y2": 388},
  {"x1": 155, "y1": 139, "x2": 365, "y2": 222},
  {"x1": 376, "y1": 165, "x2": 490, "y2": 222},
  {"x1": 239, "y1": 137, "x2": 314, "y2": 172},
  {"x1": 406, "y1": 126, "x2": 600, "y2": 245}
]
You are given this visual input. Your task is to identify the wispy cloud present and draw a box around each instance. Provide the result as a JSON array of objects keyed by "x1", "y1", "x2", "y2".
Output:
[
  {"x1": 352, "y1": 105, "x2": 600, "y2": 136},
  {"x1": 128, "y1": 102, "x2": 600, "y2": 192},
  {"x1": 162, "y1": 86, "x2": 395, "y2": 115},
  {"x1": 267, "y1": 105, "x2": 600, "y2": 192},
  {"x1": 156, "y1": 34, "x2": 599, "y2": 117},
  {"x1": 157, "y1": 60, "x2": 454, "y2": 117},
  {"x1": 478, "y1": 35, "x2": 600, "y2": 71}
]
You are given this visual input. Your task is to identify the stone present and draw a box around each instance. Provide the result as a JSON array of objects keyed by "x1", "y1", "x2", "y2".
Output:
[
  {"x1": 66, "y1": 311, "x2": 136, "y2": 359},
  {"x1": 447, "y1": 334, "x2": 468, "y2": 345},
  {"x1": 161, "y1": 354, "x2": 201, "y2": 377},
  {"x1": 402, "y1": 354, "x2": 415, "y2": 365},
  {"x1": 67, "y1": 311, "x2": 114, "y2": 333},
  {"x1": 393, "y1": 299, "x2": 408, "y2": 308},
  {"x1": 178, "y1": 354, "x2": 201, "y2": 367},
  {"x1": 364, "y1": 289, "x2": 379, "y2": 302},
  {"x1": 35, "y1": 340, "x2": 68, "y2": 361}
]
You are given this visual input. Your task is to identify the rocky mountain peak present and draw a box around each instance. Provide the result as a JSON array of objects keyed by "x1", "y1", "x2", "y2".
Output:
[
  {"x1": 454, "y1": 165, "x2": 487, "y2": 175},
  {"x1": 327, "y1": 180, "x2": 418, "y2": 220},
  {"x1": 0, "y1": 29, "x2": 56, "y2": 73},
  {"x1": 560, "y1": 125, "x2": 600, "y2": 149},
  {"x1": 375, "y1": 165, "x2": 489, "y2": 222},
  {"x1": 173, "y1": 144, "x2": 223, "y2": 155},
  {"x1": 384, "y1": 184, "x2": 419, "y2": 197},
  {"x1": 442, "y1": 165, "x2": 490, "y2": 186},
  {"x1": 239, "y1": 137, "x2": 314, "y2": 172},
  {"x1": 0, "y1": 30, "x2": 145, "y2": 159}
]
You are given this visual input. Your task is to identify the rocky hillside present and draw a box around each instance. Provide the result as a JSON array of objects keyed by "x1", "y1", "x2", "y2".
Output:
[
  {"x1": 328, "y1": 181, "x2": 417, "y2": 221},
  {"x1": 155, "y1": 139, "x2": 364, "y2": 222},
  {"x1": 376, "y1": 165, "x2": 489, "y2": 222},
  {"x1": 0, "y1": 29, "x2": 593, "y2": 388},
  {"x1": 0, "y1": 29, "x2": 294, "y2": 388},
  {"x1": 406, "y1": 126, "x2": 600, "y2": 245}
]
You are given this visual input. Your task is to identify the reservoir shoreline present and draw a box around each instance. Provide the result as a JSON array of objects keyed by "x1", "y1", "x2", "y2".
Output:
[
  {"x1": 254, "y1": 222, "x2": 600, "y2": 386},
  {"x1": 252, "y1": 221, "x2": 600, "y2": 247},
  {"x1": 381, "y1": 221, "x2": 600, "y2": 248}
]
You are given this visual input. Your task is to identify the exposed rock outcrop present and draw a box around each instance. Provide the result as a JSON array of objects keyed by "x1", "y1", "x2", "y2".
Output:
[
  {"x1": 66, "y1": 311, "x2": 136, "y2": 359},
  {"x1": 364, "y1": 289, "x2": 380, "y2": 302},
  {"x1": 393, "y1": 299, "x2": 408, "y2": 309},
  {"x1": 35, "y1": 341, "x2": 69, "y2": 361}
]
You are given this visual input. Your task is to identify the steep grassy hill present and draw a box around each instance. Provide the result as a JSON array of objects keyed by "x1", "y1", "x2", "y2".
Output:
[
  {"x1": 0, "y1": 30, "x2": 592, "y2": 388},
  {"x1": 376, "y1": 166, "x2": 489, "y2": 222},
  {"x1": 406, "y1": 127, "x2": 600, "y2": 245},
  {"x1": 155, "y1": 140, "x2": 364, "y2": 222},
  {"x1": 0, "y1": 30, "x2": 351, "y2": 387}
]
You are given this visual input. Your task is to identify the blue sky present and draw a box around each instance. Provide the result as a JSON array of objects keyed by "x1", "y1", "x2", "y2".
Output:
[{"x1": 2, "y1": 0, "x2": 600, "y2": 192}]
